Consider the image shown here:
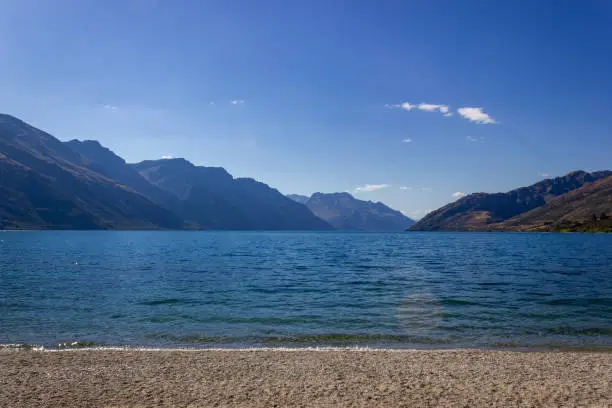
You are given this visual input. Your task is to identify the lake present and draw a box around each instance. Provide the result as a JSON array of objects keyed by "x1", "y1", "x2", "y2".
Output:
[{"x1": 1, "y1": 231, "x2": 610, "y2": 349}]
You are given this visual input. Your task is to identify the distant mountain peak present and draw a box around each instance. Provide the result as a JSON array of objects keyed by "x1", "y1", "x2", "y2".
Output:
[{"x1": 290, "y1": 191, "x2": 414, "y2": 231}]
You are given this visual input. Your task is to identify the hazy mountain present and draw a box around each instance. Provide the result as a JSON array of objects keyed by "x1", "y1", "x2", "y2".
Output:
[
  {"x1": 289, "y1": 192, "x2": 415, "y2": 231},
  {"x1": 411, "y1": 170, "x2": 612, "y2": 231},
  {"x1": 286, "y1": 194, "x2": 310, "y2": 205},
  {"x1": 0, "y1": 114, "x2": 184, "y2": 229},
  {"x1": 132, "y1": 159, "x2": 333, "y2": 230}
]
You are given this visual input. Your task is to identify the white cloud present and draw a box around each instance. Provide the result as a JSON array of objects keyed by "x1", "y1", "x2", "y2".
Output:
[
  {"x1": 452, "y1": 192, "x2": 467, "y2": 199},
  {"x1": 457, "y1": 107, "x2": 496, "y2": 124},
  {"x1": 418, "y1": 103, "x2": 449, "y2": 114},
  {"x1": 444, "y1": 112, "x2": 454, "y2": 117},
  {"x1": 230, "y1": 100, "x2": 245, "y2": 105},
  {"x1": 539, "y1": 172, "x2": 550, "y2": 178},
  {"x1": 387, "y1": 102, "x2": 450, "y2": 116},
  {"x1": 400, "y1": 185, "x2": 432, "y2": 192},
  {"x1": 402, "y1": 138, "x2": 412, "y2": 143},
  {"x1": 354, "y1": 184, "x2": 390, "y2": 193},
  {"x1": 161, "y1": 155, "x2": 174, "y2": 159},
  {"x1": 103, "y1": 104, "x2": 119, "y2": 112},
  {"x1": 386, "y1": 102, "x2": 415, "y2": 111}
]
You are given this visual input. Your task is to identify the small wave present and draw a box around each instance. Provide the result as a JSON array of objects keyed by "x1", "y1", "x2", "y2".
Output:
[
  {"x1": 477, "y1": 282, "x2": 511, "y2": 286},
  {"x1": 543, "y1": 298, "x2": 612, "y2": 306},
  {"x1": 544, "y1": 327, "x2": 612, "y2": 336},
  {"x1": 140, "y1": 315, "x2": 178, "y2": 323},
  {"x1": 56, "y1": 341, "x2": 104, "y2": 349},
  {"x1": 440, "y1": 299, "x2": 482, "y2": 306},
  {"x1": 261, "y1": 333, "x2": 452, "y2": 345},
  {"x1": 139, "y1": 298, "x2": 191, "y2": 306},
  {"x1": 0, "y1": 343, "x2": 45, "y2": 351}
]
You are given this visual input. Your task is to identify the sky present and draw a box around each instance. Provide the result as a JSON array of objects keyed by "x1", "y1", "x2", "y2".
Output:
[{"x1": 1, "y1": 0, "x2": 612, "y2": 219}]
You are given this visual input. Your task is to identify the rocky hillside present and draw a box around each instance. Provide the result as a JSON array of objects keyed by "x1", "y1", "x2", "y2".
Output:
[
  {"x1": 498, "y1": 175, "x2": 612, "y2": 232},
  {"x1": 411, "y1": 170, "x2": 612, "y2": 232},
  {"x1": 0, "y1": 114, "x2": 184, "y2": 229},
  {"x1": 132, "y1": 159, "x2": 332, "y2": 230},
  {"x1": 0, "y1": 113, "x2": 332, "y2": 230}
]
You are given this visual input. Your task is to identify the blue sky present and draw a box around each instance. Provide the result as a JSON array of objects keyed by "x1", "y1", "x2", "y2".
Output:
[{"x1": 1, "y1": 0, "x2": 612, "y2": 218}]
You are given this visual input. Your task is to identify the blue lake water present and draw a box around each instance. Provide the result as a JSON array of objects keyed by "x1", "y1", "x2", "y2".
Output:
[{"x1": 0, "y1": 231, "x2": 611, "y2": 349}]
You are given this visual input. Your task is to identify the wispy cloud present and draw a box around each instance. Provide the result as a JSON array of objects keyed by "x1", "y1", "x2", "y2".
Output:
[
  {"x1": 230, "y1": 100, "x2": 245, "y2": 105},
  {"x1": 418, "y1": 103, "x2": 449, "y2": 114},
  {"x1": 452, "y1": 192, "x2": 467, "y2": 199},
  {"x1": 387, "y1": 102, "x2": 497, "y2": 124},
  {"x1": 386, "y1": 102, "x2": 415, "y2": 111},
  {"x1": 354, "y1": 184, "x2": 390, "y2": 193},
  {"x1": 161, "y1": 155, "x2": 174, "y2": 159},
  {"x1": 466, "y1": 136, "x2": 485, "y2": 143},
  {"x1": 538, "y1": 172, "x2": 550, "y2": 178},
  {"x1": 457, "y1": 107, "x2": 496, "y2": 124},
  {"x1": 400, "y1": 186, "x2": 432, "y2": 192},
  {"x1": 103, "y1": 104, "x2": 119, "y2": 112},
  {"x1": 402, "y1": 138, "x2": 412, "y2": 143},
  {"x1": 209, "y1": 101, "x2": 216, "y2": 105},
  {"x1": 387, "y1": 102, "x2": 449, "y2": 117}
]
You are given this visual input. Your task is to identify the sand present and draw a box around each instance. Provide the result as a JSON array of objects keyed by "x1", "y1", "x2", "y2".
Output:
[{"x1": 1, "y1": 348, "x2": 610, "y2": 407}]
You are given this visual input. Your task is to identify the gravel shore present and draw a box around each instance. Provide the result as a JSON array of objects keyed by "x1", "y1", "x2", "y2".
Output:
[{"x1": 1, "y1": 348, "x2": 610, "y2": 407}]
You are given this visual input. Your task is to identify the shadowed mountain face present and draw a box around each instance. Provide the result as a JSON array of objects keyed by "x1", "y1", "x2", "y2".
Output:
[
  {"x1": 411, "y1": 170, "x2": 612, "y2": 231},
  {"x1": 132, "y1": 160, "x2": 333, "y2": 230},
  {"x1": 0, "y1": 114, "x2": 184, "y2": 229},
  {"x1": 0, "y1": 113, "x2": 330, "y2": 230},
  {"x1": 65, "y1": 140, "x2": 193, "y2": 221},
  {"x1": 288, "y1": 192, "x2": 415, "y2": 231}
]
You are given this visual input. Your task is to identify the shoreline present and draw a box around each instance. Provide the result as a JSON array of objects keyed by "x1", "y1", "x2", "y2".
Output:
[
  {"x1": 3, "y1": 343, "x2": 612, "y2": 353},
  {"x1": 2, "y1": 348, "x2": 610, "y2": 407}
]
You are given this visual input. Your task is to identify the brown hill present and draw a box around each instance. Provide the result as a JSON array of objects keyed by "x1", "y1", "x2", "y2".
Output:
[
  {"x1": 498, "y1": 175, "x2": 612, "y2": 232},
  {"x1": 410, "y1": 170, "x2": 612, "y2": 232}
]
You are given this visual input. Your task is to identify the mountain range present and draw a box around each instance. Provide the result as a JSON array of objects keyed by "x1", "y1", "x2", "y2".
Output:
[
  {"x1": 0, "y1": 114, "x2": 333, "y2": 230},
  {"x1": 1, "y1": 113, "x2": 610, "y2": 232},
  {"x1": 410, "y1": 170, "x2": 612, "y2": 232},
  {"x1": 1, "y1": 113, "x2": 414, "y2": 231},
  {"x1": 288, "y1": 192, "x2": 415, "y2": 231}
]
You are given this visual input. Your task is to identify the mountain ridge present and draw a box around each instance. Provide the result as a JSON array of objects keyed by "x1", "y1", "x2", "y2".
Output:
[
  {"x1": 411, "y1": 170, "x2": 612, "y2": 232},
  {"x1": 0, "y1": 114, "x2": 185, "y2": 229},
  {"x1": 288, "y1": 192, "x2": 415, "y2": 231}
]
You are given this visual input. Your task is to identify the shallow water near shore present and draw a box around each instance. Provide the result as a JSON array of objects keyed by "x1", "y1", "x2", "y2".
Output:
[{"x1": 1, "y1": 231, "x2": 611, "y2": 349}]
